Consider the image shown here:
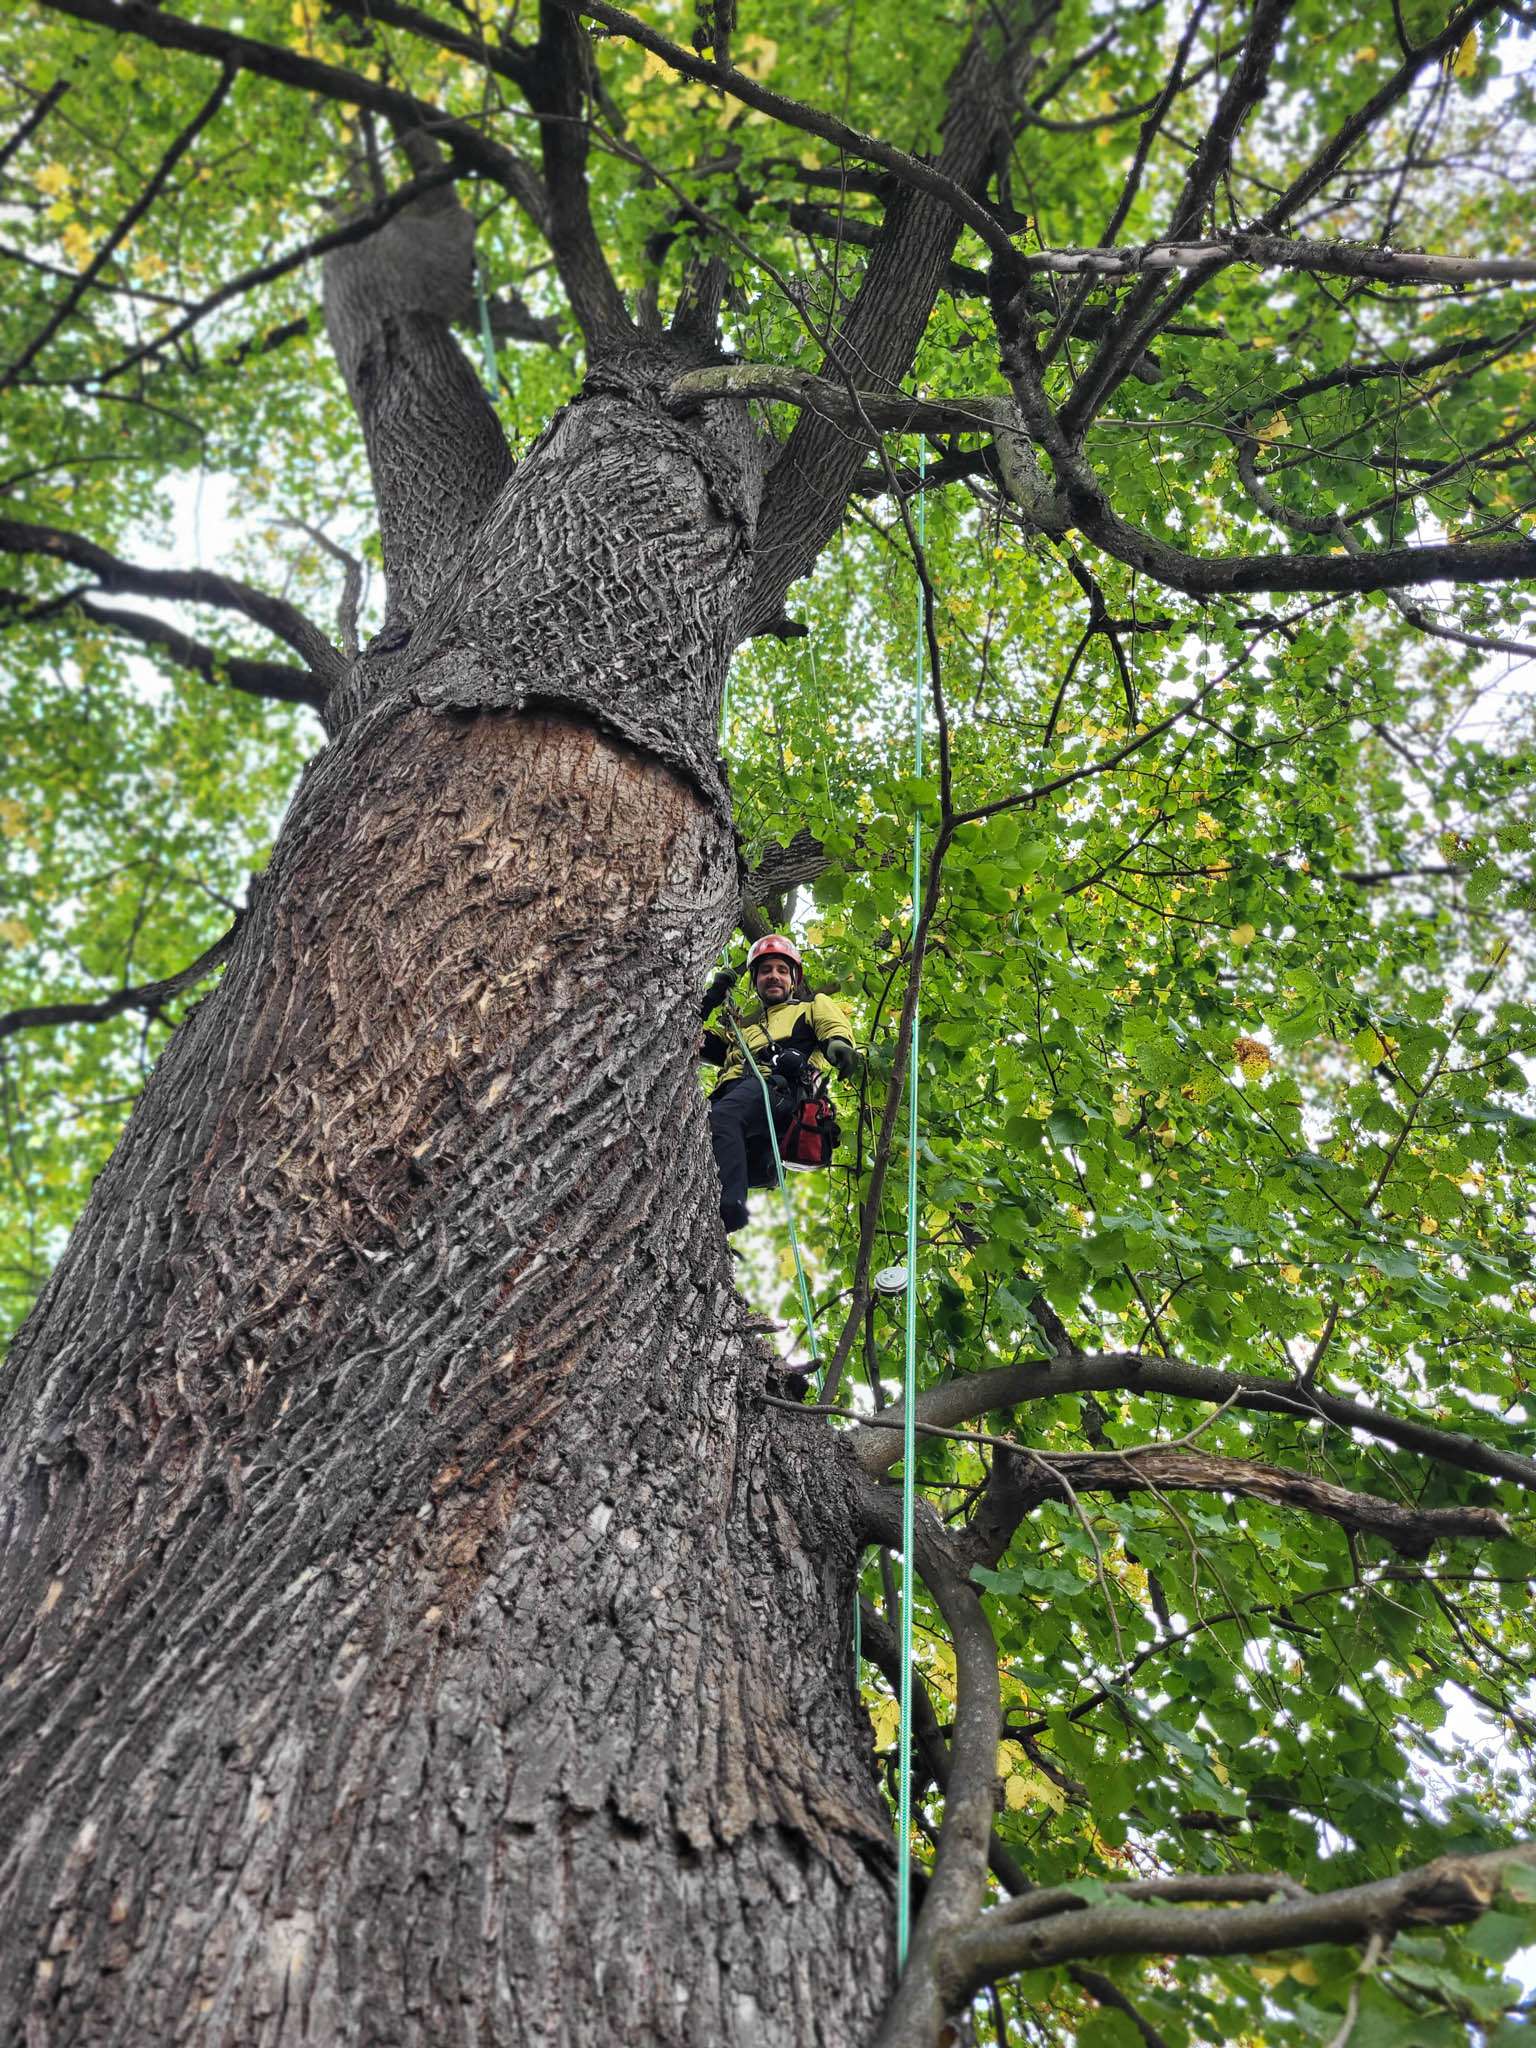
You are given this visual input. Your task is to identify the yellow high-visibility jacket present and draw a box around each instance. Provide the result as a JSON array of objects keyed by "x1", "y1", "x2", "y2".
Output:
[{"x1": 702, "y1": 992, "x2": 855, "y2": 1092}]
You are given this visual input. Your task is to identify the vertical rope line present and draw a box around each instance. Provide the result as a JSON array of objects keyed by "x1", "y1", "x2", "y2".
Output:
[
  {"x1": 896, "y1": 441, "x2": 927, "y2": 1971},
  {"x1": 474, "y1": 261, "x2": 499, "y2": 397}
]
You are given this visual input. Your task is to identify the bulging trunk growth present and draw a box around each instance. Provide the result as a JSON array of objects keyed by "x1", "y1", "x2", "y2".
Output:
[{"x1": 0, "y1": 369, "x2": 895, "y2": 2043}]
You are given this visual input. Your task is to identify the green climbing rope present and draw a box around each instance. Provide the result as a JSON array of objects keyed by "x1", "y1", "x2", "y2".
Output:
[
  {"x1": 474, "y1": 261, "x2": 499, "y2": 399},
  {"x1": 895, "y1": 442, "x2": 927, "y2": 1971},
  {"x1": 724, "y1": 1016, "x2": 821, "y2": 1367}
]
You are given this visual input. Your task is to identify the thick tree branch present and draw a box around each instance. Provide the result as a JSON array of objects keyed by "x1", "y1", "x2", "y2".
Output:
[
  {"x1": 851, "y1": 1350, "x2": 1536, "y2": 1496},
  {"x1": 671, "y1": 364, "x2": 1014, "y2": 438},
  {"x1": 1010, "y1": 1445, "x2": 1509, "y2": 1560},
  {"x1": 948, "y1": 1845, "x2": 1536, "y2": 2002},
  {"x1": 325, "y1": 0, "x2": 629, "y2": 346},
  {"x1": 855, "y1": 1480, "x2": 1001, "y2": 2048},
  {"x1": 1018, "y1": 232, "x2": 1536, "y2": 287},
  {"x1": 322, "y1": 143, "x2": 516, "y2": 632},
  {"x1": 522, "y1": 0, "x2": 634, "y2": 348},
  {"x1": 843, "y1": 1411, "x2": 1509, "y2": 1560},
  {"x1": 744, "y1": 15, "x2": 1040, "y2": 631},
  {"x1": 1054, "y1": 0, "x2": 1289, "y2": 436},
  {"x1": 999, "y1": 346, "x2": 1536, "y2": 596},
  {"x1": 859, "y1": 1596, "x2": 1173, "y2": 2048},
  {"x1": 0, "y1": 518, "x2": 343, "y2": 686},
  {"x1": 73, "y1": 597, "x2": 328, "y2": 713},
  {"x1": 0, "y1": 918, "x2": 241, "y2": 1043}
]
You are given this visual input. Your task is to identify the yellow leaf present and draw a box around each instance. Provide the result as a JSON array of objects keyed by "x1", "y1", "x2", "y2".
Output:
[
  {"x1": 1420, "y1": 1215, "x2": 1439, "y2": 1235},
  {"x1": 1004, "y1": 1772, "x2": 1030, "y2": 1811},
  {"x1": 1355, "y1": 1027, "x2": 1387, "y2": 1066},
  {"x1": 1252, "y1": 1965, "x2": 1288, "y2": 1989},
  {"x1": 1280, "y1": 1263, "x2": 1302, "y2": 1285},
  {"x1": 1451, "y1": 28, "x2": 1477, "y2": 78},
  {"x1": 0, "y1": 797, "x2": 24, "y2": 837},
  {"x1": 1257, "y1": 410, "x2": 1290, "y2": 444},
  {"x1": 111, "y1": 49, "x2": 136, "y2": 81},
  {"x1": 1355, "y1": 44, "x2": 1378, "y2": 63},
  {"x1": 1094, "y1": 127, "x2": 1114, "y2": 148},
  {"x1": 1232, "y1": 922, "x2": 1256, "y2": 947},
  {"x1": 1289, "y1": 1959, "x2": 1320, "y2": 1987},
  {"x1": 869, "y1": 1697, "x2": 900, "y2": 1747},
  {"x1": 0, "y1": 918, "x2": 32, "y2": 946},
  {"x1": 35, "y1": 162, "x2": 69, "y2": 198},
  {"x1": 60, "y1": 221, "x2": 94, "y2": 270},
  {"x1": 737, "y1": 33, "x2": 777, "y2": 78}
]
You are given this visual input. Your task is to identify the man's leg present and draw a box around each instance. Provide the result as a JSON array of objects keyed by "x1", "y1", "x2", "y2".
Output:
[{"x1": 709, "y1": 1079, "x2": 768, "y2": 1232}]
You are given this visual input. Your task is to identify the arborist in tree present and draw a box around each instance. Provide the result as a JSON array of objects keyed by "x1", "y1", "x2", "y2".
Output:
[{"x1": 701, "y1": 934, "x2": 858, "y2": 1234}]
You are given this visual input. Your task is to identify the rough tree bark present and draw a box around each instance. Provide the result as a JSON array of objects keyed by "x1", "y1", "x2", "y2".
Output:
[{"x1": 0, "y1": 171, "x2": 897, "y2": 2046}]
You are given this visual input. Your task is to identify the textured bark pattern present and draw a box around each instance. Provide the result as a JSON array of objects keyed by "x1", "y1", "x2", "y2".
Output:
[
  {"x1": 2, "y1": 707, "x2": 891, "y2": 2043},
  {"x1": 2, "y1": 304, "x2": 893, "y2": 2035},
  {"x1": 323, "y1": 189, "x2": 515, "y2": 633},
  {"x1": 373, "y1": 366, "x2": 759, "y2": 818}
]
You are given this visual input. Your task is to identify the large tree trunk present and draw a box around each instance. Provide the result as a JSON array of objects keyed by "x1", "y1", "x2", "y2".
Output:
[{"x1": 1, "y1": 367, "x2": 894, "y2": 2043}]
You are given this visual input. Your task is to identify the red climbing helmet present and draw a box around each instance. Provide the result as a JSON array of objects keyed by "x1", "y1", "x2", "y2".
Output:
[{"x1": 745, "y1": 933, "x2": 803, "y2": 983}]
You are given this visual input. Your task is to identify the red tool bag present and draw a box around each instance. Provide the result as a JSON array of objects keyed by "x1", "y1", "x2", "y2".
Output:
[{"x1": 780, "y1": 1090, "x2": 841, "y2": 1171}]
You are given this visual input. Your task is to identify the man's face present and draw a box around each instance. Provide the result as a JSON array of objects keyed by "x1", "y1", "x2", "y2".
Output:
[{"x1": 752, "y1": 958, "x2": 796, "y2": 1005}]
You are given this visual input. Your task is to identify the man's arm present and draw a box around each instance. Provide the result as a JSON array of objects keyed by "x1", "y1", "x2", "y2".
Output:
[{"x1": 809, "y1": 993, "x2": 858, "y2": 1077}]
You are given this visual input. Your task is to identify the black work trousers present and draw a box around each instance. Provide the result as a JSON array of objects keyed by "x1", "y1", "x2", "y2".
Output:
[{"x1": 709, "y1": 1076, "x2": 794, "y2": 1212}]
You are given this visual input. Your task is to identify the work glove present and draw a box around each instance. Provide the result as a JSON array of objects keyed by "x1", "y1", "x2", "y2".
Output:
[{"x1": 824, "y1": 1038, "x2": 858, "y2": 1079}]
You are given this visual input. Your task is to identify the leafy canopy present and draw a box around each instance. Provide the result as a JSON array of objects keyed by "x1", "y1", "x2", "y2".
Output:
[{"x1": 2, "y1": 0, "x2": 1536, "y2": 2040}]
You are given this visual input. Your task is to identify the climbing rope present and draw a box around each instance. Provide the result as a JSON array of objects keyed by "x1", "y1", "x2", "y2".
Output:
[
  {"x1": 473, "y1": 260, "x2": 499, "y2": 399},
  {"x1": 724, "y1": 1016, "x2": 821, "y2": 1369},
  {"x1": 895, "y1": 441, "x2": 927, "y2": 1969}
]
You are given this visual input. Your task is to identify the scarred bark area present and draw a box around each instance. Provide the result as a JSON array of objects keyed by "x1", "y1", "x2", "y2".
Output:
[
  {"x1": 2, "y1": 329, "x2": 895, "y2": 2038},
  {"x1": 2, "y1": 704, "x2": 892, "y2": 2043}
]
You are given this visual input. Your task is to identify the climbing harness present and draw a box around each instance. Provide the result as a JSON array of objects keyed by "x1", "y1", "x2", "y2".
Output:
[{"x1": 778, "y1": 1082, "x2": 840, "y2": 1170}]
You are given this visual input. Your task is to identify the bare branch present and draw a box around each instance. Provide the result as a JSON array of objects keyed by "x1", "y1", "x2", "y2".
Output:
[
  {"x1": 0, "y1": 918, "x2": 241, "y2": 1044},
  {"x1": 949, "y1": 1845, "x2": 1536, "y2": 1999},
  {"x1": 850, "y1": 1351, "x2": 1536, "y2": 1496},
  {"x1": 74, "y1": 597, "x2": 329, "y2": 713},
  {"x1": 0, "y1": 79, "x2": 69, "y2": 176},
  {"x1": 671, "y1": 364, "x2": 1016, "y2": 438},
  {"x1": 1014, "y1": 1445, "x2": 1510, "y2": 1559},
  {"x1": 1019, "y1": 232, "x2": 1536, "y2": 287},
  {"x1": 0, "y1": 518, "x2": 343, "y2": 686}
]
